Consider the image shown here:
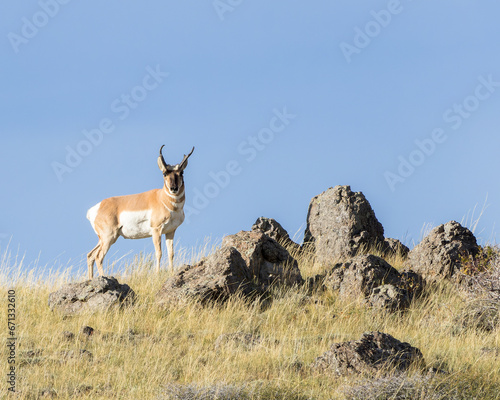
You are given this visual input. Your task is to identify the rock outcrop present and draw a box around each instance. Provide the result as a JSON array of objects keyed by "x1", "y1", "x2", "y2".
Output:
[
  {"x1": 157, "y1": 246, "x2": 255, "y2": 305},
  {"x1": 407, "y1": 221, "x2": 479, "y2": 283},
  {"x1": 383, "y1": 238, "x2": 410, "y2": 258},
  {"x1": 323, "y1": 255, "x2": 401, "y2": 300},
  {"x1": 311, "y1": 331, "x2": 424, "y2": 375},
  {"x1": 251, "y1": 217, "x2": 300, "y2": 253},
  {"x1": 157, "y1": 230, "x2": 302, "y2": 305},
  {"x1": 303, "y1": 186, "x2": 385, "y2": 266},
  {"x1": 222, "y1": 230, "x2": 302, "y2": 288},
  {"x1": 48, "y1": 276, "x2": 135, "y2": 315},
  {"x1": 367, "y1": 284, "x2": 410, "y2": 312}
]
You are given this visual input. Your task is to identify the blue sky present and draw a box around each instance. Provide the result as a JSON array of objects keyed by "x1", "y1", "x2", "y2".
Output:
[{"x1": 1, "y1": 0, "x2": 500, "y2": 276}]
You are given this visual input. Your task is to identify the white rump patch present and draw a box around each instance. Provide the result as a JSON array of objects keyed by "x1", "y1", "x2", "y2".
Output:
[
  {"x1": 86, "y1": 202, "x2": 101, "y2": 232},
  {"x1": 119, "y1": 210, "x2": 153, "y2": 239}
]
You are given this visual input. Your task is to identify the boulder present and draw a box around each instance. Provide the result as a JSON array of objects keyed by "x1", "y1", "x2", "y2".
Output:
[
  {"x1": 222, "y1": 230, "x2": 303, "y2": 288},
  {"x1": 251, "y1": 217, "x2": 300, "y2": 253},
  {"x1": 311, "y1": 331, "x2": 424, "y2": 375},
  {"x1": 323, "y1": 255, "x2": 401, "y2": 300},
  {"x1": 407, "y1": 221, "x2": 479, "y2": 283},
  {"x1": 367, "y1": 284, "x2": 410, "y2": 312},
  {"x1": 48, "y1": 276, "x2": 135, "y2": 316},
  {"x1": 157, "y1": 246, "x2": 256, "y2": 305},
  {"x1": 157, "y1": 231, "x2": 302, "y2": 305},
  {"x1": 303, "y1": 186, "x2": 385, "y2": 266},
  {"x1": 383, "y1": 238, "x2": 410, "y2": 258}
]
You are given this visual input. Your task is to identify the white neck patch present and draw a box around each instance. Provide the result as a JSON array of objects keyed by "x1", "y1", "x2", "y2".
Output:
[{"x1": 164, "y1": 186, "x2": 184, "y2": 200}]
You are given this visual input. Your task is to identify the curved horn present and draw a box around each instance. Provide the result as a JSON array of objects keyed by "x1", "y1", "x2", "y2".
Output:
[
  {"x1": 178, "y1": 146, "x2": 195, "y2": 171},
  {"x1": 157, "y1": 145, "x2": 172, "y2": 173}
]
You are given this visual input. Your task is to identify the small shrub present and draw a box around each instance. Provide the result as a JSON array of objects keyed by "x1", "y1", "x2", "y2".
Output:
[{"x1": 460, "y1": 246, "x2": 497, "y2": 277}]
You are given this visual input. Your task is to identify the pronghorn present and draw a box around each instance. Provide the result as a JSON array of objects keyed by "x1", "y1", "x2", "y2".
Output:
[{"x1": 86, "y1": 146, "x2": 194, "y2": 279}]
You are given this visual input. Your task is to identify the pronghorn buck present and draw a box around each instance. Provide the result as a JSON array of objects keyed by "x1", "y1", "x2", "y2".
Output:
[{"x1": 86, "y1": 146, "x2": 194, "y2": 279}]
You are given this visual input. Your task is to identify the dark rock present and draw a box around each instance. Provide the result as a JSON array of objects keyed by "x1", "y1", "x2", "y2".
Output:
[
  {"x1": 157, "y1": 231, "x2": 302, "y2": 306},
  {"x1": 80, "y1": 326, "x2": 94, "y2": 337},
  {"x1": 48, "y1": 276, "x2": 135, "y2": 316},
  {"x1": 367, "y1": 284, "x2": 410, "y2": 312},
  {"x1": 324, "y1": 255, "x2": 401, "y2": 300},
  {"x1": 222, "y1": 230, "x2": 303, "y2": 288},
  {"x1": 311, "y1": 331, "x2": 424, "y2": 375},
  {"x1": 383, "y1": 238, "x2": 410, "y2": 258},
  {"x1": 407, "y1": 221, "x2": 479, "y2": 283},
  {"x1": 252, "y1": 217, "x2": 301, "y2": 252},
  {"x1": 157, "y1": 246, "x2": 255, "y2": 305},
  {"x1": 303, "y1": 186, "x2": 385, "y2": 266}
]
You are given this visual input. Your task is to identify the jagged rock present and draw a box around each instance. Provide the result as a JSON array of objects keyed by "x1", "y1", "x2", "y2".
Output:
[
  {"x1": 157, "y1": 230, "x2": 303, "y2": 305},
  {"x1": 222, "y1": 230, "x2": 303, "y2": 288},
  {"x1": 407, "y1": 221, "x2": 479, "y2": 283},
  {"x1": 311, "y1": 331, "x2": 424, "y2": 375},
  {"x1": 303, "y1": 186, "x2": 385, "y2": 266},
  {"x1": 383, "y1": 238, "x2": 410, "y2": 258},
  {"x1": 367, "y1": 284, "x2": 410, "y2": 312},
  {"x1": 48, "y1": 276, "x2": 135, "y2": 316},
  {"x1": 251, "y1": 217, "x2": 301, "y2": 253},
  {"x1": 157, "y1": 246, "x2": 256, "y2": 305},
  {"x1": 323, "y1": 255, "x2": 401, "y2": 300}
]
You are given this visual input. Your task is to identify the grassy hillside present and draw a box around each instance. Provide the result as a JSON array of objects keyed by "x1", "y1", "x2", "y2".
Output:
[{"x1": 1, "y1": 244, "x2": 500, "y2": 400}]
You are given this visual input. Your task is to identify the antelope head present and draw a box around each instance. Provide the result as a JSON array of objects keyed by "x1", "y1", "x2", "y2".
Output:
[{"x1": 157, "y1": 145, "x2": 194, "y2": 195}]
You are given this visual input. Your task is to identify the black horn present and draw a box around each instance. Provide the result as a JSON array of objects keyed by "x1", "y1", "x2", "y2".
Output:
[
  {"x1": 157, "y1": 145, "x2": 173, "y2": 173},
  {"x1": 178, "y1": 146, "x2": 195, "y2": 171}
]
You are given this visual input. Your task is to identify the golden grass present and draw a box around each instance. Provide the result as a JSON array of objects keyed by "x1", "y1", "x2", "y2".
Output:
[{"x1": 1, "y1": 242, "x2": 499, "y2": 400}]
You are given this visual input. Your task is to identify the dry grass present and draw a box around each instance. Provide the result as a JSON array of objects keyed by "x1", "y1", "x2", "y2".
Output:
[{"x1": 1, "y1": 241, "x2": 499, "y2": 400}]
